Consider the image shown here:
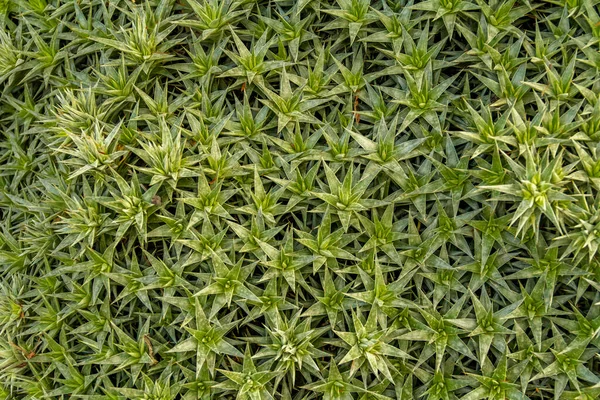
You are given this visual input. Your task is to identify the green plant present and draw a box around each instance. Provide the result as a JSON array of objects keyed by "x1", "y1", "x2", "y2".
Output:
[{"x1": 1, "y1": 0, "x2": 600, "y2": 398}]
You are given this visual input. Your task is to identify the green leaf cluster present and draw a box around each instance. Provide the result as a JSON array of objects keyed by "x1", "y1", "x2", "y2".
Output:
[{"x1": 1, "y1": 0, "x2": 600, "y2": 399}]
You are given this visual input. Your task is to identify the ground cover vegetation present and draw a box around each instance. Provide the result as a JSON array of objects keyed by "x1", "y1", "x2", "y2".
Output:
[{"x1": 1, "y1": 0, "x2": 600, "y2": 398}]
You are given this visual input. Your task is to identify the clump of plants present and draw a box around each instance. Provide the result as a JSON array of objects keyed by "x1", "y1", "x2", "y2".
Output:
[{"x1": 1, "y1": 0, "x2": 600, "y2": 398}]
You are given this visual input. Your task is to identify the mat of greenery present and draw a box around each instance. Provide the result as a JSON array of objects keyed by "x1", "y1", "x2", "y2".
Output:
[{"x1": 1, "y1": 0, "x2": 600, "y2": 398}]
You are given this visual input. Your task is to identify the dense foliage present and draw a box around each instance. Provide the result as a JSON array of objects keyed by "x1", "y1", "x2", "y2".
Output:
[{"x1": 1, "y1": 0, "x2": 600, "y2": 398}]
